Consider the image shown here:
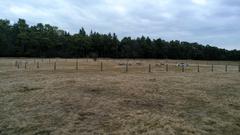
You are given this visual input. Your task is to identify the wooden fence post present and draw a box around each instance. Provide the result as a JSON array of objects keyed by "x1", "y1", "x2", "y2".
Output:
[
  {"x1": 182, "y1": 65, "x2": 184, "y2": 72},
  {"x1": 101, "y1": 62, "x2": 103, "y2": 72},
  {"x1": 197, "y1": 64, "x2": 200, "y2": 72},
  {"x1": 54, "y1": 62, "x2": 56, "y2": 71},
  {"x1": 125, "y1": 63, "x2": 128, "y2": 72},
  {"x1": 17, "y1": 63, "x2": 20, "y2": 69},
  {"x1": 211, "y1": 64, "x2": 214, "y2": 72},
  {"x1": 225, "y1": 65, "x2": 228, "y2": 72},
  {"x1": 76, "y1": 59, "x2": 79, "y2": 70},
  {"x1": 239, "y1": 65, "x2": 240, "y2": 72},
  {"x1": 149, "y1": 64, "x2": 151, "y2": 73},
  {"x1": 25, "y1": 62, "x2": 27, "y2": 69},
  {"x1": 166, "y1": 64, "x2": 168, "y2": 72},
  {"x1": 37, "y1": 62, "x2": 39, "y2": 69}
]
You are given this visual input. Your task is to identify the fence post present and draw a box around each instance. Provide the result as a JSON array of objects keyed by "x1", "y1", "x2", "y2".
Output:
[
  {"x1": 54, "y1": 62, "x2": 56, "y2": 71},
  {"x1": 125, "y1": 63, "x2": 128, "y2": 72},
  {"x1": 182, "y1": 65, "x2": 184, "y2": 72},
  {"x1": 166, "y1": 64, "x2": 168, "y2": 72},
  {"x1": 149, "y1": 64, "x2": 151, "y2": 73},
  {"x1": 211, "y1": 64, "x2": 214, "y2": 72},
  {"x1": 225, "y1": 65, "x2": 228, "y2": 72},
  {"x1": 25, "y1": 62, "x2": 27, "y2": 69},
  {"x1": 17, "y1": 63, "x2": 20, "y2": 69},
  {"x1": 101, "y1": 62, "x2": 103, "y2": 72},
  {"x1": 76, "y1": 59, "x2": 78, "y2": 70},
  {"x1": 239, "y1": 65, "x2": 240, "y2": 72},
  {"x1": 197, "y1": 64, "x2": 200, "y2": 72},
  {"x1": 37, "y1": 62, "x2": 39, "y2": 69}
]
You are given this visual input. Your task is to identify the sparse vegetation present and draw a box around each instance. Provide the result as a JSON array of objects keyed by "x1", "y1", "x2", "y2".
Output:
[{"x1": 0, "y1": 58, "x2": 240, "y2": 135}]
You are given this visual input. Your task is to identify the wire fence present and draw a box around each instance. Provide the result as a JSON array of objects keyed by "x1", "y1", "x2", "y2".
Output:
[{"x1": 2, "y1": 58, "x2": 240, "y2": 73}]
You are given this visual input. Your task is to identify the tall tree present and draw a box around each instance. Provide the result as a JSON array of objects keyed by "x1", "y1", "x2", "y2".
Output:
[{"x1": 0, "y1": 18, "x2": 239, "y2": 60}]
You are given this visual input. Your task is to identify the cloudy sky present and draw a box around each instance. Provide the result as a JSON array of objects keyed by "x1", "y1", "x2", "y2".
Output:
[{"x1": 0, "y1": 0, "x2": 239, "y2": 50}]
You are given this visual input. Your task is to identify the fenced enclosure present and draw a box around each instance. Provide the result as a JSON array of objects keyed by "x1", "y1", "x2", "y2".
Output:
[
  {"x1": 1, "y1": 58, "x2": 240, "y2": 73},
  {"x1": 1, "y1": 58, "x2": 240, "y2": 135}
]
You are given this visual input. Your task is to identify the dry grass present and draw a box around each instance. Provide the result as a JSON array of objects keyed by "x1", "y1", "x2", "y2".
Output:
[{"x1": 0, "y1": 58, "x2": 240, "y2": 135}]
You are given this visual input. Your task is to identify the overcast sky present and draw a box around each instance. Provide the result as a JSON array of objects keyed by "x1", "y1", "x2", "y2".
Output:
[{"x1": 0, "y1": 0, "x2": 239, "y2": 50}]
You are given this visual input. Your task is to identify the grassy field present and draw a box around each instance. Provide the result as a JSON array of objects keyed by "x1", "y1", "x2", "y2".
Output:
[{"x1": 0, "y1": 58, "x2": 240, "y2": 135}]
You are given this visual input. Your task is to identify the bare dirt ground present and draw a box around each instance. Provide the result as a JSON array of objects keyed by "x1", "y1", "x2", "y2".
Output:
[{"x1": 0, "y1": 58, "x2": 240, "y2": 135}]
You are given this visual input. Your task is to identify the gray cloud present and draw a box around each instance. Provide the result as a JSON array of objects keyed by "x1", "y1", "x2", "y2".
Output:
[{"x1": 0, "y1": 0, "x2": 239, "y2": 50}]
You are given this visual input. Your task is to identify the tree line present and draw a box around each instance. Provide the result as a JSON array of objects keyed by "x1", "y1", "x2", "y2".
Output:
[{"x1": 0, "y1": 18, "x2": 239, "y2": 60}]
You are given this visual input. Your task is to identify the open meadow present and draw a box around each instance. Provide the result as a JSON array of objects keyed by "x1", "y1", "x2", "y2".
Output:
[{"x1": 0, "y1": 58, "x2": 240, "y2": 135}]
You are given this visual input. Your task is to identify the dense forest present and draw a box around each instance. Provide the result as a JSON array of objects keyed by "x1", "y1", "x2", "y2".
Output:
[{"x1": 0, "y1": 18, "x2": 239, "y2": 60}]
